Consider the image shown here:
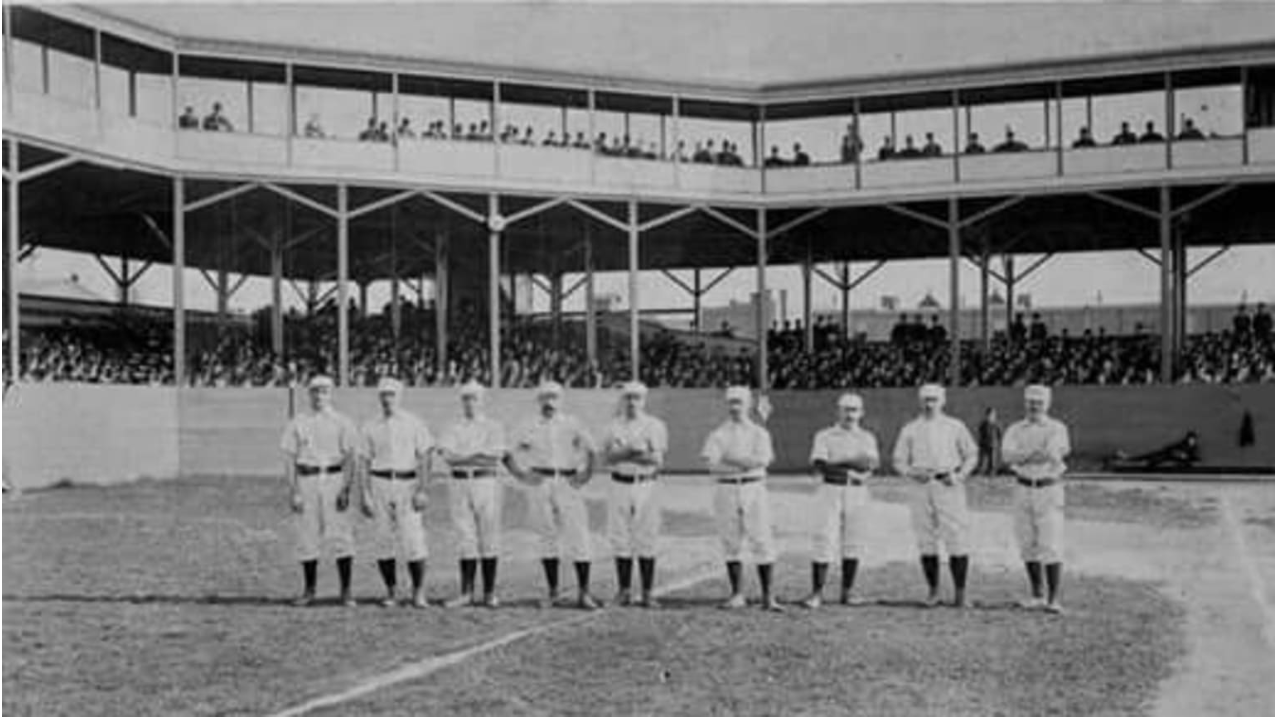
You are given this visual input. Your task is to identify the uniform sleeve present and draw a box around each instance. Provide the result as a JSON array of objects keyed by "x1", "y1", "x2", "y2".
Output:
[
  {"x1": 341, "y1": 418, "x2": 361, "y2": 458},
  {"x1": 809, "y1": 430, "x2": 830, "y2": 463},
  {"x1": 863, "y1": 433, "x2": 881, "y2": 468},
  {"x1": 650, "y1": 419, "x2": 669, "y2": 456},
  {"x1": 956, "y1": 422, "x2": 978, "y2": 475},
  {"x1": 486, "y1": 420, "x2": 508, "y2": 455},
  {"x1": 1048, "y1": 421, "x2": 1071, "y2": 460},
  {"x1": 357, "y1": 423, "x2": 374, "y2": 460},
  {"x1": 1000, "y1": 423, "x2": 1026, "y2": 465},
  {"x1": 570, "y1": 417, "x2": 597, "y2": 453},
  {"x1": 891, "y1": 424, "x2": 913, "y2": 475},
  {"x1": 756, "y1": 426, "x2": 775, "y2": 468},
  {"x1": 415, "y1": 420, "x2": 434, "y2": 458},
  {"x1": 280, "y1": 421, "x2": 299, "y2": 457},
  {"x1": 437, "y1": 424, "x2": 457, "y2": 455},
  {"x1": 700, "y1": 428, "x2": 723, "y2": 465}
]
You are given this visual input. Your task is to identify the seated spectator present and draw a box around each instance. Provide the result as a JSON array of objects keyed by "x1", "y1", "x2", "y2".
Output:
[
  {"x1": 1110, "y1": 431, "x2": 1199, "y2": 470},
  {"x1": 516, "y1": 125, "x2": 531, "y2": 145},
  {"x1": 669, "y1": 139, "x2": 687, "y2": 161},
  {"x1": 573, "y1": 131, "x2": 590, "y2": 149},
  {"x1": 1029, "y1": 312, "x2": 1048, "y2": 342},
  {"x1": 1010, "y1": 312, "x2": 1028, "y2": 343},
  {"x1": 358, "y1": 117, "x2": 380, "y2": 141},
  {"x1": 877, "y1": 136, "x2": 896, "y2": 161},
  {"x1": 375, "y1": 121, "x2": 391, "y2": 142},
  {"x1": 992, "y1": 127, "x2": 1028, "y2": 152},
  {"x1": 1139, "y1": 120, "x2": 1164, "y2": 143},
  {"x1": 465, "y1": 123, "x2": 480, "y2": 141},
  {"x1": 692, "y1": 142, "x2": 711, "y2": 163},
  {"x1": 1254, "y1": 303, "x2": 1272, "y2": 339},
  {"x1": 626, "y1": 135, "x2": 643, "y2": 159},
  {"x1": 396, "y1": 117, "x2": 415, "y2": 139},
  {"x1": 543, "y1": 130, "x2": 558, "y2": 146},
  {"x1": 897, "y1": 135, "x2": 923, "y2": 158},
  {"x1": 303, "y1": 114, "x2": 326, "y2": 138},
  {"x1": 964, "y1": 132, "x2": 986, "y2": 154},
  {"x1": 202, "y1": 103, "x2": 234, "y2": 132},
  {"x1": 928, "y1": 315, "x2": 948, "y2": 344},
  {"x1": 594, "y1": 132, "x2": 609, "y2": 152},
  {"x1": 1072, "y1": 126, "x2": 1096, "y2": 148},
  {"x1": 1176, "y1": 117, "x2": 1205, "y2": 141},
  {"x1": 714, "y1": 140, "x2": 732, "y2": 165},
  {"x1": 453, "y1": 123, "x2": 465, "y2": 139},
  {"x1": 1233, "y1": 303, "x2": 1252, "y2": 341},
  {"x1": 178, "y1": 106, "x2": 199, "y2": 130},
  {"x1": 1112, "y1": 121, "x2": 1138, "y2": 145},
  {"x1": 890, "y1": 314, "x2": 910, "y2": 345},
  {"x1": 921, "y1": 132, "x2": 942, "y2": 157},
  {"x1": 840, "y1": 125, "x2": 863, "y2": 163},
  {"x1": 764, "y1": 145, "x2": 786, "y2": 167},
  {"x1": 792, "y1": 142, "x2": 811, "y2": 166},
  {"x1": 703, "y1": 140, "x2": 718, "y2": 163},
  {"x1": 644, "y1": 141, "x2": 660, "y2": 160},
  {"x1": 478, "y1": 121, "x2": 493, "y2": 141}
]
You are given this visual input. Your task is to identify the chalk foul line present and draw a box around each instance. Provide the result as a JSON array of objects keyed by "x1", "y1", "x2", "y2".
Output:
[{"x1": 271, "y1": 563, "x2": 722, "y2": 717}]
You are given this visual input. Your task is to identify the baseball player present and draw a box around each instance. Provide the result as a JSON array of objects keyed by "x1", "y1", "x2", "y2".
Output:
[
  {"x1": 602, "y1": 381, "x2": 669, "y2": 608},
  {"x1": 701, "y1": 386, "x2": 782, "y2": 612},
  {"x1": 280, "y1": 375, "x2": 360, "y2": 607},
  {"x1": 510, "y1": 381, "x2": 601, "y2": 610},
  {"x1": 1001, "y1": 384, "x2": 1071, "y2": 614},
  {"x1": 360, "y1": 377, "x2": 434, "y2": 608},
  {"x1": 892, "y1": 383, "x2": 978, "y2": 607},
  {"x1": 437, "y1": 380, "x2": 508, "y2": 608},
  {"x1": 801, "y1": 392, "x2": 879, "y2": 609}
]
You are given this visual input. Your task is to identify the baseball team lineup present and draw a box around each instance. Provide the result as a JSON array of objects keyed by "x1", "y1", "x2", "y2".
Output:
[{"x1": 282, "y1": 376, "x2": 1071, "y2": 614}]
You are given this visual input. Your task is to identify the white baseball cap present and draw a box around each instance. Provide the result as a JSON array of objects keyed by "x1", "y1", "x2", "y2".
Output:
[
  {"x1": 376, "y1": 377, "x2": 403, "y2": 394},
  {"x1": 837, "y1": 393, "x2": 863, "y2": 409},
  {"x1": 918, "y1": 383, "x2": 946, "y2": 400},
  {"x1": 725, "y1": 386, "x2": 752, "y2": 403},
  {"x1": 459, "y1": 380, "x2": 486, "y2": 398},
  {"x1": 620, "y1": 381, "x2": 648, "y2": 397},
  {"x1": 537, "y1": 380, "x2": 564, "y2": 398},
  {"x1": 308, "y1": 375, "x2": 334, "y2": 390}
]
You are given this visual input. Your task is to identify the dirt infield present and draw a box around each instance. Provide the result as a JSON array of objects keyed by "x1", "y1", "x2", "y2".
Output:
[{"x1": 3, "y1": 474, "x2": 1272, "y2": 715}]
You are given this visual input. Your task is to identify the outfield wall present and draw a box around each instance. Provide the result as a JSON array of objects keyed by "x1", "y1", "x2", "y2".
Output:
[{"x1": 3, "y1": 383, "x2": 1271, "y2": 488}]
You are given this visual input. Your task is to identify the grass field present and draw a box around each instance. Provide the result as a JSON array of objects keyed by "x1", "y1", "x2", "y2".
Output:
[{"x1": 3, "y1": 474, "x2": 1272, "y2": 716}]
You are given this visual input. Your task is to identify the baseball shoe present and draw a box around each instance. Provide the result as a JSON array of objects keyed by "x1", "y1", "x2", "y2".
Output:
[
  {"x1": 291, "y1": 593, "x2": 315, "y2": 608},
  {"x1": 1018, "y1": 596, "x2": 1046, "y2": 610},
  {"x1": 577, "y1": 593, "x2": 603, "y2": 611},
  {"x1": 410, "y1": 594, "x2": 430, "y2": 609},
  {"x1": 840, "y1": 594, "x2": 868, "y2": 606},
  {"x1": 443, "y1": 593, "x2": 474, "y2": 609},
  {"x1": 1044, "y1": 601, "x2": 1065, "y2": 615},
  {"x1": 614, "y1": 589, "x2": 632, "y2": 607},
  {"x1": 799, "y1": 593, "x2": 822, "y2": 609},
  {"x1": 380, "y1": 595, "x2": 399, "y2": 608},
  {"x1": 761, "y1": 598, "x2": 786, "y2": 613},
  {"x1": 720, "y1": 594, "x2": 747, "y2": 610},
  {"x1": 340, "y1": 592, "x2": 357, "y2": 608},
  {"x1": 481, "y1": 593, "x2": 500, "y2": 609},
  {"x1": 538, "y1": 592, "x2": 560, "y2": 609},
  {"x1": 636, "y1": 592, "x2": 660, "y2": 610},
  {"x1": 952, "y1": 592, "x2": 968, "y2": 609}
]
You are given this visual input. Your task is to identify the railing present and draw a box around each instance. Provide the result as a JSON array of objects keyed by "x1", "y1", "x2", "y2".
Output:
[{"x1": 5, "y1": 87, "x2": 1270, "y2": 200}]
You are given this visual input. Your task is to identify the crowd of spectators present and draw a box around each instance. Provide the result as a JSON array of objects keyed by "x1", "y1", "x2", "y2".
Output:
[{"x1": 12, "y1": 302, "x2": 1272, "y2": 389}]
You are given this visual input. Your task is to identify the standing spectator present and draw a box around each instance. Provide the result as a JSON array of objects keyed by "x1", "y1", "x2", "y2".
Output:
[
  {"x1": 975, "y1": 407, "x2": 1002, "y2": 476},
  {"x1": 1029, "y1": 313, "x2": 1048, "y2": 342},
  {"x1": 1072, "y1": 127, "x2": 1096, "y2": 148},
  {"x1": 396, "y1": 117, "x2": 416, "y2": 140},
  {"x1": 840, "y1": 124, "x2": 863, "y2": 163},
  {"x1": 1253, "y1": 303, "x2": 1272, "y2": 340},
  {"x1": 1177, "y1": 118, "x2": 1206, "y2": 141},
  {"x1": 1233, "y1": 304, "x2": 1252, "y2": 341},
  {"x1": 792, "y1": 142, "x2": 811, "y2": 166},
  {"x1": 993, "y1": 127, "x2": 1028, "y2": 152},
  {"x1": 1112, "y1": 121, "x2": 1138, "y2": 145},
  {"x1": 303, "y1": 114, "x2": 326, "y2": 138},
  {"x1": 359, "y1": 117, "x2": 379, "y2": 141},
  {"x1": 765, "y1": 146, "x2": 786, "y2": 167},
  {"x1": 1010, "y1": 313, "x2": 1028, "y2": 344},
  {"x1": 928, "y1": 315, "x2": 948, "y2": 345},
  {"x1": 877, "y1": 136, "x2": 896, "y2": 161},
  {"x1": 1139, "y1": 121, "x2": 1164, "y2": 143},
  {"x1": 898, "y1": 135, "x2": 922, "y2": 158},
  {"x1": 922, "y1": 132, "x2": 943, "y2": 156},
  {"x1": 178, "y1": 106, "x2": 199, "y2": 129},
  {"x1": 964, "y1": 132, "x2": 986, "y2": 154}
]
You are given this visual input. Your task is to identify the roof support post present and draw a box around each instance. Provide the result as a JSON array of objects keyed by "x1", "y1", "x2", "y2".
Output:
[
  {"x1": 756, "y1": 208, "x2": 769, "y2": 391},
  {"x1": 6, "y1": 140, "x2": 20, "y2": 379},
  {"x1": 627, "y1": 198, "x2": 640, "y2": 381},
  {"x1": 435, "y1": 232, "x2": 449, "y2": 378},
  {"x1": 337, "y1": 184, "x2": 350, "y2": 386},
  {"x1": 488, "y1": 193, "x2": 502, "y2": 388},
  {"x1": 802, "y1": 239, "x2": 814, "y2": 353},
  {"x1": 172, "y1": 176, "x2": 186, "y2": 386},
  {"x1": 1003, "y1": 254, "x2": 1015, "y2": 332},
  {"x1": 584, "y1": 226, "x2": 597, "y2": 369},
  {"x1": 1159, "y1": 185, "x2": 1173, "y2": 383},
  {"x1": 270, "y1": 240, "x2": 283, "y2": 356},
  {"x1": 980, "y1": 248, "x2": 991, "y2": 350},
  {"x1": 948, "y1": 197, "x2": 961, "y2": 387},
  {"x1": 840, "y1": 262, "x2": 850, "y2": 341}
]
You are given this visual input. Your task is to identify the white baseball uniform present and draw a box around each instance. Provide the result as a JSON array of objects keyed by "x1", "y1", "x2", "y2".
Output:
[
  {"x1": 515, "y1": 413, "x2": 597, "y2": 561},
  {"x1": 892, "y1": 414, "x2": 978, "y2": 556},
  {"x1": 603, "y1": 412, "x2": 669, "y2": 558},
  {"x1": 439, "y1": 415, "x2": 507, "y2": 559},
  {"x1": 361, "y1": 409, "x2": 433, "y2": 562},
  {"x1": 701, "y1": 419, "x2": 777, "y2": 564},
  {"x1": 809, "y1": 424, "x2": 879, "y2": 562},
  {"x1": 281, "y1": 408, "x2": 360, "y2": 562},
  {"x1": 1002, "y1": 416, "x2": 1071, "y2": 563}
]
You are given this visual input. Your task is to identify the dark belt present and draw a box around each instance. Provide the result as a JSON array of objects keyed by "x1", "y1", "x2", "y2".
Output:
[
  {"x1": 823, "y1": 475, "x2": 865, "y2": 487},
  {"x1": 296, "y1": 464, "x2": 343, "y2": 476},
  {"x1": 612, "y1": 473, "x2": 657, "y2": 484},
  {"x1": 370, "y1": 469, "x2": 418, "y2": 480},
  {"x1": 1017, "y1": 477, "x2": 1058, "y2": 488},
  {"x1": 532, "y1": 468, "x2": 577, "y2": 478},
  {"x1": 452, "y1": 469, "x2": 497, "y2": 479},
  {"x1": 717, "y1": 476, "x2": 760, "y2": 485}
]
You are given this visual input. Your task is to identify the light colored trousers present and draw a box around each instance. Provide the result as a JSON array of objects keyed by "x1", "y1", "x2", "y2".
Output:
[
  {"x1": 1014, "y1": 483, "x2": 1065, "y2": 563},
  {"x1": 294, "y1": 472, "x2": 354, "y2": 562},
  {"x1": 909, "y1": 479, "x2": 969, "y2": 556},
  {"x1": 812, "y1": 482, "x2": 870, "y2": 562},
  {"x1": 713, "y1": 481, "x2": 777, "y2": 564},
  {"x1": 449, "y1": 476, "x2": 502, "y2": 559},
  {"x1": 529, "y1": 476, "x2": 592, "y2": 561},
  {"x1": 369, "y1": 477, "x2": 428, "y2": 562},
  {"x1": 607, "y1": 478, "x2": 662, "y2": 558}
]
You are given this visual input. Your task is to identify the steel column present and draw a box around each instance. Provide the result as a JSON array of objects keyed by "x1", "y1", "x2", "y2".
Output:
[
  {"x1": 435, "y1": 233, "x2": 448, "y2": 376},
  {"x1": 488, "y1": 194, "x2": 501, "y2": 387},
  {"x1": 757, "y1": 208, "x2": 769, "y2": 390},
  {"x1": 980, "y1": 249, "x2": 991, "y2": 349},
  {"x1": 1159, "y1": 185, "x2": 1173, "y2": 382},
  {"x1": 802, "y1": 242, "x2": 814, "y2": 353},
  {"x1": 270, "y1": 245, "x2": 283, "y2": 355},
  {"x1": 627, "y1": 198, "x2": 640, "y2": 380},
  {"x1": 948, "y1": 197, "x2": 961, "y2": 385},
  {"x1": 840, "y1": 262, "x2": 850, "y2": 339},
  {"x1": 584, "y1": 227, "x2": 597, "y2": 367},
  {"x1": 6, "y1": 140, "x2": 19, "y2": 377},
  {"x1": 172, "y1": 176, "x2": 186, "y2": 385}
]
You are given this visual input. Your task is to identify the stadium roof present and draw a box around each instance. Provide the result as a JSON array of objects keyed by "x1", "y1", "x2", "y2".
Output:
[{"x1": 90, "y1": 1, "x2": 1274, "y2": 91}]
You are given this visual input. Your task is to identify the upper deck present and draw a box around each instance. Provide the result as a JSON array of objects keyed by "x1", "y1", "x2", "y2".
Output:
[{"x1": 4, "y1": 5, "x2": 1273, "y2": 206}]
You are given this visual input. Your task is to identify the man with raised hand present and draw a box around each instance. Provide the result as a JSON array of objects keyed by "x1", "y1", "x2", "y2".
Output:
[
  {"x1": 701, "y1": 386, "x2": 782, "y2": 612},
  {"x1": 511, "y1": 381, "x2": 601, "y2": 610},
  {"x1": 892, "y1": 384, "x2": 978, "y2": 607},
  {"x1": 438, "y1": 380, "x2": 508, "y2": 608},
  {"x1": 801, "y1": 392, "x2": 880, "y2": 609},
  {"x1": 1001, "y1": 384, "x2": 1071, "y2": 614},
  {"x1": 280, "y1": 375, "x2": 360, "y2": 607},
  {"x1": 360, "y1": 377, "x2": 433, "y2": 609},
  {"x1": 602, "y1": 381, "x2": 669, "y2": 608}
]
